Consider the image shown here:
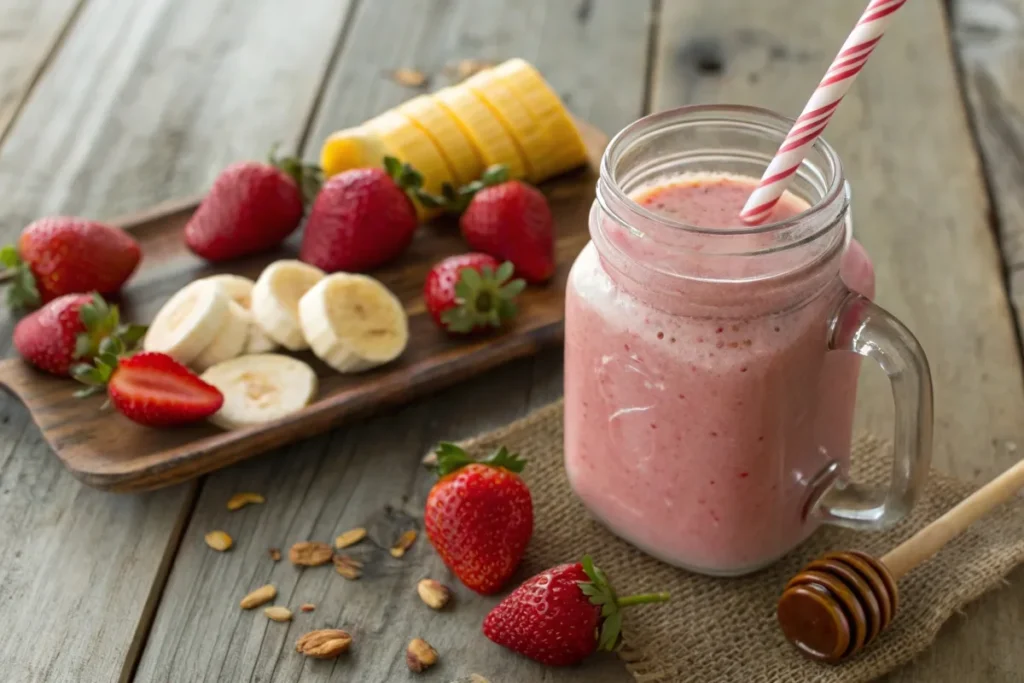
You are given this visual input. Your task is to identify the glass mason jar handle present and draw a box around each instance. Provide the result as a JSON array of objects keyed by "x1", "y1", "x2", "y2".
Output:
[{"x1": 813, "y1": 291, "x2": 934, "y2": 529}]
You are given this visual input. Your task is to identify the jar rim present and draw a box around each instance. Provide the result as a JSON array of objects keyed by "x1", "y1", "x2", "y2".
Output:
[{"x1": 598, "y1": 104, "x2": 846, "y2": 237}]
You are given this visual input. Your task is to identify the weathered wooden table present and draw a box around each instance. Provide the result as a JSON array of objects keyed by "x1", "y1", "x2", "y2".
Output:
[{"x1": 2, "y1": 0, "x2": 1023, "y2": 681}]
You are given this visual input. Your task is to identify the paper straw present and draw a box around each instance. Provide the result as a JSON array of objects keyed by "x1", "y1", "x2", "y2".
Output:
[{"x1": 739, "y1": 0, "x2": 908, "y2": 225}]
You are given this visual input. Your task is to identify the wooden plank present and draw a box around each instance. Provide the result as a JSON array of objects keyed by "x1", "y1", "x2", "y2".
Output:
[
  {"x1": 133, "y1": 1, "x2": 650, "y2": 681},
  {"x1": 0, "y1": 0, "x2": 85, "y2": 144},
  {"x1": 954, "y1": 0, "x2": 1024, "y2": 350},
  {"x1": 0, "y1": 0, "x2": 355, "y2": 681},
  {"x1": 653, "y1": 0, "x2": 1024, "y2": 681}
]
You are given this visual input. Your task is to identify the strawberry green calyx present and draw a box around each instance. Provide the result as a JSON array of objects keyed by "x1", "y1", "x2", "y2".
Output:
[
  {"x1": 442, "y1": 260, "x2": 525, "y2": 333},
  {"x1": 1, "y1": 244, "x2": 40, "y2": 309},
  {"x1": 382, "y1": 155, "x2": 429, "y2": 205},
  {"x1": 269, "y1": 144, "x2": 324, "y2": 205},
  {"x1": 432, "y1": 442, "x2": 527, "y2": 477},
  {"x1": 70, "y1": 293, "x2": 147, "y2": 397},
  {"x1": 416, "y1": 164, "x2": 511, "y2": 214},
  {"x1": 578, "y1": 555, "x2": 670, "y2": 653}
]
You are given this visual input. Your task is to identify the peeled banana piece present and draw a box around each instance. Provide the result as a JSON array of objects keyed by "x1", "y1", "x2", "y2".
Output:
[
  {"x1": 202, "y1": 274, "x2": 277, "y2": 353},
  {"x1": 144, "y1": 279, "x2": 230, "y2": 365},
  {"x1": 251, "y1": 260, "x2": 326, "y2": 351},
  {"x1": 201, "y1": 354, "x2": 318, "y2": 430},
  {"x1": 191, "y1": 300, "x2": 250, "y2": 372},
  {"x1": 298, "y1": 273, "x2": 408, "y2": 373}
]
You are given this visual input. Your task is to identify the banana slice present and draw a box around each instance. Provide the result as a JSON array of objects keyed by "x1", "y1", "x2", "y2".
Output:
[
  {"x1": 464, "y1": 69, "x2": 547, "y2": 182},
  {"x1": 397, "y1": 94, "x2": 484, "y2": 185},
  {"x1": 492, "y1": 58, "x2": 588, "y2": 180},
  {"x1": 320, "y1": 125, "x2": 392, "y2": 178},
  {"x1": 191, "y1": 301, "x2": 250, "y2": 372},
  {"x1": 144, "y1": 280, "x2": 230, "y2": 365},
  {"x1": 298, "y1": 273, "x2": 408, "y2": 373},
  {"x1": 433, "y1": 85, "x2": 529, "y2": 180},
  {"x1": 201, "y1": 354, "x2": 318, "y2": 430},
  {"x1": 251, "y1": 260, "x2": 326, "y2": 351},
  {"x1": 203, "y1": 274, "x2": 277, "y2": 353}
]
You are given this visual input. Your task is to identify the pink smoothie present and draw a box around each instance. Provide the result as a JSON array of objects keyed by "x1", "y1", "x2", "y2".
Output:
[{"x1": 564, "y1": 173, "x2": 874, "y2": 575}]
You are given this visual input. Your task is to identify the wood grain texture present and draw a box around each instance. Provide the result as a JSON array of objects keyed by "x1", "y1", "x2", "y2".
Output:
[
  {"x1": 653, "y1": 0, "x2": 1024, "y2": 681},
  {"x1": 954, "y1": 0, "x2": 1024, "y2": 343},
  {"x1": 0, "y1": 0, "x2": 85, "y2": 143},
  {"x1": 0, "y1": 0, "x2": 355, "y2": 681},
  {"x1": 0, "y1": 124, "x2": 602, "y2": 492},
  {"x1": 133, "y1": 1, "x2": 650, "y2": 681}
]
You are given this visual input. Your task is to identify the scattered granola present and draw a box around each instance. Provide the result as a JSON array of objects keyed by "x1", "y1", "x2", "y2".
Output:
[
  {"x1": 226, "y1": 492, "x2": 265, "y2": 511},
  {"x1": 264, "y1": 606, "x2": 292, "y2": 622},
  {"x1": 333, "y1": 554, "x2": 364, "y2": 580},
  {"x1": 204, "y1": 530, "x2": 232, "y2": 552},
  {"x1": 417, "y1": 579, "x2": 452, "y2": 610},
  {"x1": 406, "y1": 638, "x2": 438, "y2": 672},
  {"x1": 300, "y1": 603, "x2": 316, "y2": 613},
  {"x1": 334, "y1": 527, "x2": 367, "y2": 549},
  {"x1": 296, "y1": 629, "x2": 352, "y2": 659},
  {"x1": 389, "y1": 68, "x2": 429, "y2": 88},
  {"x1": 289, "y1": 541, "x2": 334, "y2": 566},
  {"x1": 390, "y1": 530, "x2": 418, "y2": 558},
  {"x1": 240, "y1": 584, "x2": 277, "y2": 609},
  {"x1": 269, "y1": 547, "x2": 281, "y2": 562}
]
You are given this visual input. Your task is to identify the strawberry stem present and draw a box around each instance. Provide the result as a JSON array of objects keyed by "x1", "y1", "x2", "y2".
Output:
[
  {"x1": 414, "y1": 164, "x2": 511, "y2": 215},
  {"x1": 1, "y1": 244, "x2": 41, "y2": 309},
  {"x1": 269, "y1": 144, "x2": 323, "y2": 205},
  {"x1": 578, "y1": 555, "x2": 669, "y2": 653}
]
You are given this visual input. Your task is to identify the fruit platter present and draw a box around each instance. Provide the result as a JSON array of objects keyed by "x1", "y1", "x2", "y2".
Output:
[{"x1": 0, "y1": 59, "x2": 605, "y2": 492}]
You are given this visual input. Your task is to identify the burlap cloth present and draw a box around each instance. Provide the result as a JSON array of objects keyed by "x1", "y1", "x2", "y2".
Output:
[{"x1": 460, "y1": 400, "x2": 1024, "y2": 683}]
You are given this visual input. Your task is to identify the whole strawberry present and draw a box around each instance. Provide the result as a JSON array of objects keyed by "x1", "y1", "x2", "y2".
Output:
[
  {"x1": 74, "y1": 351, "x2": 223, "y2": 427},
  {"x1": 424, "y1": 254, "x2": 525, "y2": 334},
  {"x1": 13, "y1": 293, "x2": 145, "y2": 376},
  {"x1": 299, "y1": 157, "x2": 422, "y2": 273},
  {"x1": 483, "y1": 556, "x2": 669, "y2": 666},
  {"x1": 424, "y1": 443, "x2": 533, "y2": 595},
  {"x1": 2, "y1": 218, "x2": 141, "y2": 308},
  {"x1": 184, "y1": 148, "x2": 320, "y2": 262},
  {"x1": 421, "y1": 165, "x2": 555, "y2": 284}
]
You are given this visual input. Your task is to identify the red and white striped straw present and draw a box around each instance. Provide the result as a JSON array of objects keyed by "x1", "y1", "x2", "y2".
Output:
[{"x1": 739, "y1": 0, "x2": 908, "y2": 225}]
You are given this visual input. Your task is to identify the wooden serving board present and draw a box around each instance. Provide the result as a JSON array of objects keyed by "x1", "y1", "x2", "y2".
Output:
[{"x1": 0, "y1": 123, "x2": 606, "y2": 493}]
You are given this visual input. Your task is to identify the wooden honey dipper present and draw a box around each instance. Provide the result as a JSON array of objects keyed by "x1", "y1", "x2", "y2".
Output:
[{"x1": 777, "y1": 457, "x2": 1024, "y2": 664}]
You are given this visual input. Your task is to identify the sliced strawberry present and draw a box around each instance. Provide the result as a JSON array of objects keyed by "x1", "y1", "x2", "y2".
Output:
[{"x1": 74, "y1": 351, "x2": 223, "y2": 427}]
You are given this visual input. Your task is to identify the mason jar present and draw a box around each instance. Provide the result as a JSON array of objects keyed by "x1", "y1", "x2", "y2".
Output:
[{"x1": 563, "y1": 105, "x2": 933, "y2": 576}]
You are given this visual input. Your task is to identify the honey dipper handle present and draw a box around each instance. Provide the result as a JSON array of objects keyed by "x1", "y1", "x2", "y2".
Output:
[{"x1": 881, "y1": 458, "x2": 1024, "y2": 579}]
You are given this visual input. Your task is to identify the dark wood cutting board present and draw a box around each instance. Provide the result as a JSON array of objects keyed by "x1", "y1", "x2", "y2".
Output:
[{"x1": 0, "y1": 122, "x2": 607, "y2": 492}]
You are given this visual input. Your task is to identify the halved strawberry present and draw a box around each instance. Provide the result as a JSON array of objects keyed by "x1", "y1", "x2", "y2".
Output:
[{"x1": 74, "y1": 351, "x2": 223, "y2": 427}]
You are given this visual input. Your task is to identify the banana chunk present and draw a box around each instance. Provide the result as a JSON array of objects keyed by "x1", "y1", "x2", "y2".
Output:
[
  {"x1": 298, "y1": 273, "x2": 408, "y2": 373},
  {"x1": 201, "y1": 354, "x2": 318, "y2": 430},
  {"x1": 203, "y1": 274, "x2": 277, "y2": 353},
  {"x1": 144, "y1": 280, "x2": 230, "y2": 365},
  {"x1": 320, "y1": 125, "x2": 391, "y2": 178},
  {"x1": 191, "y1": 300, "x2": 251, "y2": 372},
  {"x1": 251, "y1": 260, "x2": 326, "y2": 351}
]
